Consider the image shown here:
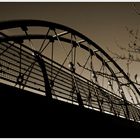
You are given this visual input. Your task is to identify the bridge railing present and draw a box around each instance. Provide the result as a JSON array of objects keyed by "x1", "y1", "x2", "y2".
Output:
[{"x1": 0, "y1": 41, "x2": 140, "y2": 122}]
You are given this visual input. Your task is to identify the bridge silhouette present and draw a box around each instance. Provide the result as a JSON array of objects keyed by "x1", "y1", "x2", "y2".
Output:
[{"x1": 0, "y1": 20, "x2": 140, "y2": 137}]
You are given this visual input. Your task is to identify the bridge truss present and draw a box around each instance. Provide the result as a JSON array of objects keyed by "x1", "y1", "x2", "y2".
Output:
[{"x1": 0, "y1": 20, "x2": 140, "y2": 122}]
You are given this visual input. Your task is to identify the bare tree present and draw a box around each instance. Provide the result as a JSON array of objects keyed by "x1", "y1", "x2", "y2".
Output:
[
  {"x1": 107, "y1": 25, "x2": 140, "y2": 85},
  {"x1": 131, "y1": 3, "x2": 140, "y2": 16}
]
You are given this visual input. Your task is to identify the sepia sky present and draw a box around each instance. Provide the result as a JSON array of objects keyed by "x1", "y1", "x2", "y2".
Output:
[{"x1": 0, "y1": 2, "x2": 140, "y2": 80}]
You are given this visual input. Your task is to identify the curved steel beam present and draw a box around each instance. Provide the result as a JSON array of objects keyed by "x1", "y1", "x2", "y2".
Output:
[{"x1": 0, "y1": 19, "x2": 139, "y2": 99}]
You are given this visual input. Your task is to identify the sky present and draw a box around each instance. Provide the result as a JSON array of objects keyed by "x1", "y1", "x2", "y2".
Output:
[
  {"x1": 0, "y1": 1, "x2": 140, "y2": 77},
  {"x1": 0, "y1": 2, "x2": 140, "y2": 79},
  {"x1": 1, "y1": 2, "x2": 140, "y2": 102}
]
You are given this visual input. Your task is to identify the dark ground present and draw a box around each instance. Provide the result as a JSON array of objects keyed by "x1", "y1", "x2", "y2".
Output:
[{"x1": 0, "y1": 82, "x2": 140, "y2": 138}]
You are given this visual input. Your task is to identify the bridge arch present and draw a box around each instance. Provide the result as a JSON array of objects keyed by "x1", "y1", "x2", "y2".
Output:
[{"x1": 0, "y1": 19, "x2": 140, "y2": 121}]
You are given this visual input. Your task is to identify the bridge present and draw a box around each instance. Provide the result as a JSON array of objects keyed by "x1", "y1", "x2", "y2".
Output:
[{"x1": 0, "y1": 20, "x2": 140, "y2": 137}]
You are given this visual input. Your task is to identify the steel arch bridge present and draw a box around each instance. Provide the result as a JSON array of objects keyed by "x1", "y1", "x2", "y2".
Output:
[{"x1": 0, "y1": 19, "x2": 140, "y2": 122}]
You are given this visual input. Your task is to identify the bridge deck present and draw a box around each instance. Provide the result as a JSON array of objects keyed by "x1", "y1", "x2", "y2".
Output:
[{"x1": 1, "y1": 40, "x2": 140, "y2": 122}]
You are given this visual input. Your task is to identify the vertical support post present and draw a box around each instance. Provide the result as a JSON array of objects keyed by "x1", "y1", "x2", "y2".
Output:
[
  {"x1": 107, "y1": 95, "x2": 117, "y2": 116},
  {"x1": 120, "y1": 89, "x2": 130, "y2": 119},
  {"x1": 69, "y1": 62, "x2": 84, "y2": 107},
  {"x1": 124, "y1": 100, "x2": 130, "y2": 119},
  {"x1": 90, "y1": 53, "x2": 103, "y2": 112},
  {"x1": 95, "y1": 88, "x2": 103, "y2": 112},
  {"x1": 34, "y1": 51, "x2": 52, "y2": 99}
]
